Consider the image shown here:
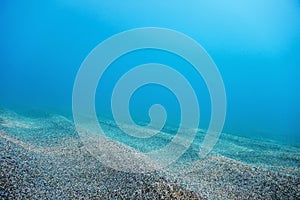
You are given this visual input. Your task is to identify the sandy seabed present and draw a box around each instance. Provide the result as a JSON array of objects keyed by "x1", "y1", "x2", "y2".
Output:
[{"x1": 0, "y1": 109, "x2": 299, "y2": 199}]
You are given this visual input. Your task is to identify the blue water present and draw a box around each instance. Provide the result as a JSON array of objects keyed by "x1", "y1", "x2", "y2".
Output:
[{"x1": 1, "y1": 0, "x2": 300, "y2": 147}]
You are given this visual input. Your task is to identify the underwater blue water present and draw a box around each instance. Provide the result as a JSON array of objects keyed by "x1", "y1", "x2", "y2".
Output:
[{"x1": 1, "y1": 0, "x2": 300, "y2": 146}]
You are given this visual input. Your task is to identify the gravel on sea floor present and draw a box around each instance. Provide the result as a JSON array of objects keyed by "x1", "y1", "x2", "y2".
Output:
[
  {"x1": 0, "y1": 137, "x2": 199, "y2": 199},
  {"x1": 0, "y1": 109, "x2": 299, "y2": 199},
  {"x1": 1, "y1": 134, "x2": 299, "y2": 199}
]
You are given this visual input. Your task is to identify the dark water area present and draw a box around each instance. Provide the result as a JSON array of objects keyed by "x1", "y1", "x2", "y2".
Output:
[{"x1": 1, "y1": 0, "x2": 300, "y2": 146}]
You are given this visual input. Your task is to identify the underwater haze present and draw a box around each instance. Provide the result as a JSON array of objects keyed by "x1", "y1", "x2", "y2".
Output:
[{"x1": 1, "y1": 0, "x2": 300, "y2": 146}]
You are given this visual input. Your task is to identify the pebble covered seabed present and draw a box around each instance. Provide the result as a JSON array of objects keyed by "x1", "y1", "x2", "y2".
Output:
[{"x1": 0, "y1": 108, "x2": 299, "y2": 199}]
